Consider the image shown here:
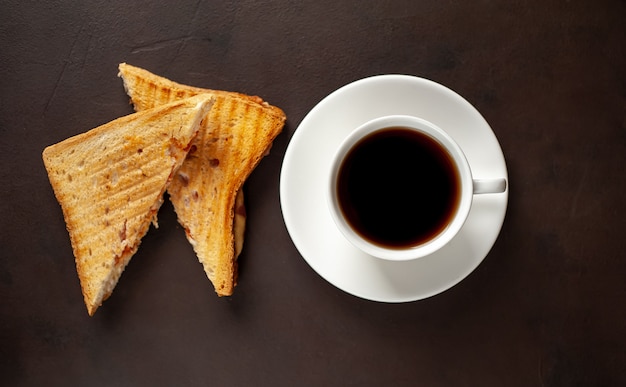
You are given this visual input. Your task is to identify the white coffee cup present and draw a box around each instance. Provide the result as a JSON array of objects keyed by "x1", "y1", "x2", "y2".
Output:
[{"x1": 327, "y1": 115, "x2": 506, "y2": 261}]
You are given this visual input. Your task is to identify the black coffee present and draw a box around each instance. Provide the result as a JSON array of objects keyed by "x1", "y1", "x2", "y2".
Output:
[{"x1": 336, "y1": 127, "x2": 461, "y2": 248}]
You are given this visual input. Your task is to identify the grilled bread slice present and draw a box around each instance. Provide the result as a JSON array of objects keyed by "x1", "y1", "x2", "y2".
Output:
[
  {"x1": 117, "y1": 63, "x2": 252, "y2": 260},
  {"x1": 43, "y1": 94, "x2": 215, "y2": 315},
  {"x1": 118, "y1": 63, "x2": 286, "y2": 296},
  {"x1": 119, "y1": 63, "x2": 260, "y2": 259}
]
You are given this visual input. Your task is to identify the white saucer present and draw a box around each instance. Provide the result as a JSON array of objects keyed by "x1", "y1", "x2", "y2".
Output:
[{"x1": 279, "y1": 75, "x2": 508, "y2": 302}]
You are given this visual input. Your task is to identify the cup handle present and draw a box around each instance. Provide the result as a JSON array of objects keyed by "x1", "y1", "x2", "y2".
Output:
[{"x1": 473, "y1": 178, "x2": 507, "y2": 194}]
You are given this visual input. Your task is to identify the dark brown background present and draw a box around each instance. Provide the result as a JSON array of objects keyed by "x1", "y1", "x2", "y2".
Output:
[{"x1": 1, "y1": 1, "x2": 625, "y2": 386}]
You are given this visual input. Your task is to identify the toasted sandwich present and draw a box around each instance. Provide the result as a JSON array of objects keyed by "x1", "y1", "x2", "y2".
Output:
[
  {"x1": 43, "y1": 94, "x2": 215, "y2": 315},
  {"x1": 118, "y1": 63, "x2": 286, "y2": 296}
]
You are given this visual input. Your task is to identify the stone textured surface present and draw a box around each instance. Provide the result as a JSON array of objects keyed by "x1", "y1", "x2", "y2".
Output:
[{"x1": 1, "y1": 0, "x2": 625, "y2": 385}]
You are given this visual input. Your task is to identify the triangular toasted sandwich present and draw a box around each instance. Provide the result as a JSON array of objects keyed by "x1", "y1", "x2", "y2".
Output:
[
  {"x1": 43, "y1": 94, "x2": 215, "y2": 315},
  {"x1": 118, "y1": 63, "x2": 286, "y2": 296}
]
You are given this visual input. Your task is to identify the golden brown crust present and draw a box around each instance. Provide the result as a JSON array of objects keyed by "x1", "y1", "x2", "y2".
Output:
[
  {"x1": 118, "y1": 63, "x2": 286, "y2": 296},
  {"x1": 42, "y1": 94, "x2": 214, "y2": 315},
  {"x1": 118, "y1": 63, "x2": 266, "y2": 110}
]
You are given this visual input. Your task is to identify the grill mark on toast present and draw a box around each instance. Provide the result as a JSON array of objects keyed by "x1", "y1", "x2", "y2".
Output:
[{"x1": 80, "y1": 139, "x2": 176, "y2": 213}]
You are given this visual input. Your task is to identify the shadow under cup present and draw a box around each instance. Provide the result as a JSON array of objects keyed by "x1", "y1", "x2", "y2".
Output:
[{"x1": 328, "y1": 115, "x2": 503, "y2": 261}]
